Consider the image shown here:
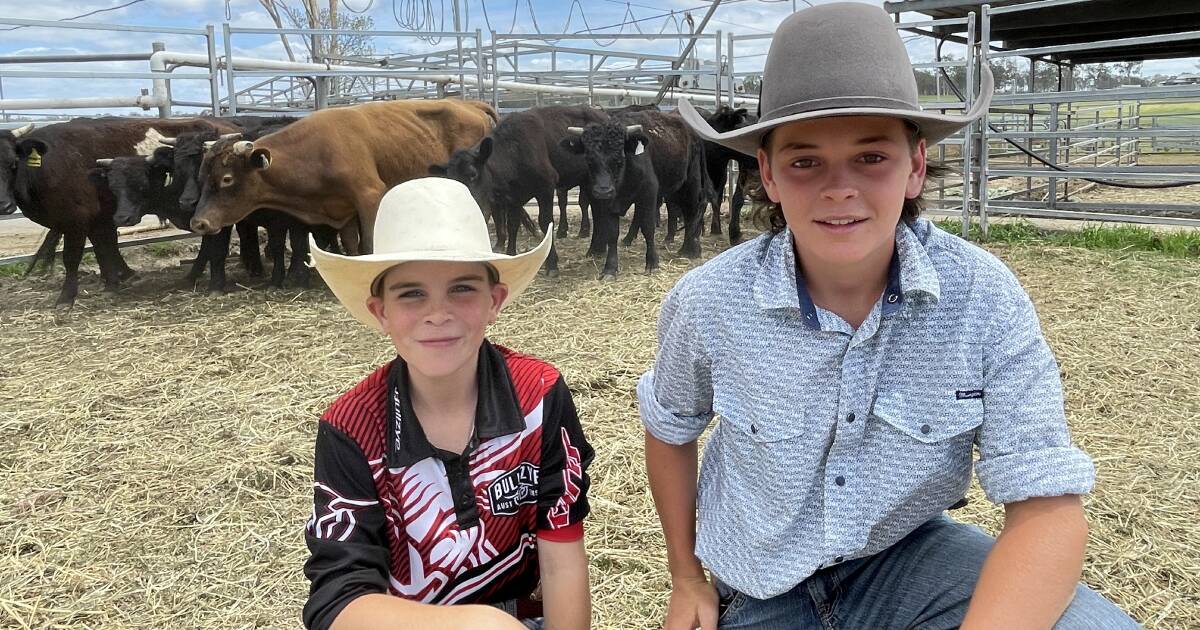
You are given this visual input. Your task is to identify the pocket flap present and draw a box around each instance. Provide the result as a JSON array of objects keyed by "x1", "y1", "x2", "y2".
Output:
[{"x1": 870, "y1": 390, "x2": 983, "y2": 444}]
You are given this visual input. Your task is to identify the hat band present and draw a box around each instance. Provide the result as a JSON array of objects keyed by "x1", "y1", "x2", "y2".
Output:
[{"x1": 762, "y1": 95, "x2": 920, "y2": 123}]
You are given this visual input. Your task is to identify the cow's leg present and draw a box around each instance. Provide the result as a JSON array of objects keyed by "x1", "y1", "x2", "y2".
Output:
[
  {"x1": 55, "y1": 231, "x2": 86, "y2": 307},
  {"x1": 265, "y1": 220, "x2": 287, "y2": 288},
  {"x1": 24, "y1": 230, "x2": 61, "y2": 277},
  {"x1": 505, "y1": 207, "x2": 521, "y2": 256},
  {"x1": 622, "y1": 202, "x2": 640, "y2": 247},
  {"x1": 339, "y1": 219, "x2": 361, "y2": 256},
  {"x1": 665, "y1": 201, "x2": 680, "y2": 244},
  {"x1": 576, "y1": 190, "x2": 591, "y2": 239},
  {"x1": 186, "y1": 234, "x2": 212, "y2": 283},
  {"x1": 236, "y1": 221, "x2": 264, "y2": 277},
  {"x1": 729, "y1": 170, "x2": 749, "y2": 245},
  {"x1": 207, "y1": 226, "x2": 233, "y2": 294},
  {"x1": 637, "y1": 191, "x2": 661, "y2": 273},
  {"x1": 490, "y1": 209, "x2": 507, "y2": 251},
  {"x1": 535, "y1": 193, "x2": 559, "y2": 277},
  {"x1": 555, "y1": 187, "x2": 570, "y2": 238},
  {"x1": 287, "y1": 224, "x2": 312, "y2": 288},
  {"x1": 710, "y1": 167, "x2": 728, "y2": 236},
  {"x1": 599, "y1": 209, "x2": 619, "y2": 281},
  {"x1": 676, "y1": 196, "x2": 704, "y2": 260},
  {"x1": 90, "y1": 221, "x2": 131, "y2": 291}
]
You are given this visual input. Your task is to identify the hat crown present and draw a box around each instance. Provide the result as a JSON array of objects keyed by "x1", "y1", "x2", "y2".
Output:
[
  {"x1": 760, "y1": 2, "x2": 919, "y2": 121},
  {"x1": 372, "y1": 178, "x2": 494, "y2": 256}
]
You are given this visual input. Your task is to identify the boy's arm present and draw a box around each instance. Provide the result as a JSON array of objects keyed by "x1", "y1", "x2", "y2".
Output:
[
  {"x1": 961, "y1": 495, "x2": 1087, "y2": 630},
  {"x1": 969, "y1": 272, "x2": 1096, "y2": 629},
  {"x1": 645, "y1": 434, "x2": 718, "y2": 630},
  {"x1": 638, "y1": 276, "x2": 720, "y2": 630},
  {"x1": 537, "y1": 537, "x2": 591, "y2": 630}
]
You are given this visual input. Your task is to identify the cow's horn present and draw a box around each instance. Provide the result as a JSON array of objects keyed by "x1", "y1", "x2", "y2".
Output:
[
  {"x1": 203, "y1": 140, "x2": 217, "y2": 150},
  {"x1": 625, "y1": 125, "x2": 643, "y2": 133},
  {"x1": 219, "y1": 132, "x2": 242, "y2": 141},
  {"x1": 566, "y1": 126, "x2": 585, "y2": 136},
  {"x1": 232, "y1": 140, "x2": 254, "y2": 156},
  {"x1": 145, "y1": 155, "x2": 155, "y2": 163},
  {"x1": 159, "y1": 136, "x2": 177, "y2": 146},
  {"x1": 95, "y1": 158, "x2": 114, "y2": 166},
  {"x1": 12, "y1": 123, "x2": 34, "y2": 138}
]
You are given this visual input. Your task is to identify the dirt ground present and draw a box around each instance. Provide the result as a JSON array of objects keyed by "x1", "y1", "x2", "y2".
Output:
[{"x1": 1, "y1": 211, "x2": 1198, "y2": 629}]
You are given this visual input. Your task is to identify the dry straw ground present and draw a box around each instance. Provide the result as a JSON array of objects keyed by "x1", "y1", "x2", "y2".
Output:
[{"x1": 0, "y1": 220, "x2": 1197, "y2": 629}]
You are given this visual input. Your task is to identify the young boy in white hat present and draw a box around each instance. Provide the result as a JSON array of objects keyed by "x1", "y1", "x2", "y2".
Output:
[
  {"x1": 303, "y1": 178, "x2": 593, "y2": 630},
  {"x1": 640, "y1": 3, "x2": 1139, "y2": 629}
]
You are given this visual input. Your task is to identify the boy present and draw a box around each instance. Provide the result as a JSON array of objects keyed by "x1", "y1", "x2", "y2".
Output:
[
  {"x1": 304, "y1": 178, "x2": 593, "y2": 630},
  {"x1": 639, "y1": 4, "x2": 1139, "y2": 629}
]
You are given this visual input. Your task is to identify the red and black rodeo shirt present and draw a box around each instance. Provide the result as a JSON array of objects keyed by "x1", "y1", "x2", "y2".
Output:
[{"x1": 302, "y1": 342, "x2": 594, "y2": 630}]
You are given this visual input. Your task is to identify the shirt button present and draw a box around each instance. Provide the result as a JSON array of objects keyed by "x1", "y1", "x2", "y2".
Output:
[
  {"x1": 750, "y1": 424, "x2": 758, "y2": 434},
  {"x1": 835, "y1": 556, "x2": 844, "y2": 563},
  {"x1": 846, "y1": 413, "x2": 855, "y2": 424},
  {"x1": 835, "y1": 475, "x2": 845, "y2": 486},
  {"x1": 886, "y1": 293, "x2": 899, "y2": 304},
  {"x1": 921, "y1": 424, "x2": 932, "y2": 435}
]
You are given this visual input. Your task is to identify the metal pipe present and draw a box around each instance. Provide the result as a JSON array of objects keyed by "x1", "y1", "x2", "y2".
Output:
[
  {"x1": 151, "y1": 42, "x2": 171, "y2": 117},
  {"x1": 222, "y1": 23, "x2": 237, "y2": 115},
  {"x1": 0, "y1": 52, "x2": 152, "y2": 64},
  {"x1": 206, "y1": 24, "x2": 220, "y2": 115},
  {"x1": 0, "y1": 95, "x2": 162, "y2": 110}
]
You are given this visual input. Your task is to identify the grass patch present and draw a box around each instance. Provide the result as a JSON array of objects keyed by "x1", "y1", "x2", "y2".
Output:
[
  {"x1": 936, "y1": 219, "x2": 1200, "y2": 258},
  {"x1": 145, "y1": 242, "x2": 185, "y2": 258},
  {"x1": 0, "y1": 261, "x2": 26, "y2": 278}
]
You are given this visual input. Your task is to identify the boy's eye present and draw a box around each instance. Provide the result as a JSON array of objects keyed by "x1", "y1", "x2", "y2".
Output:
[
  {"x1": 790, "y1": 158, "x2": 818, "y2": 168},
  {"x1": 397, "y1": 289, "x2": 424, "y2": 299},
  {"x1": 451, "y1": 284, "x2": 478, "y2": 294},
  {"x1": 860, "y1": 154, "x2": 886, "y2": 164}
]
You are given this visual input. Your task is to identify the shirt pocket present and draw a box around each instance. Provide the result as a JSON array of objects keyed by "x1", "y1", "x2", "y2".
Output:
[
  {"x1": 718, "y1": 410, "x2": 808, "y2": 444},
  {"x1": 869, "y1": 389, "x2": 984, "y2": 445}
]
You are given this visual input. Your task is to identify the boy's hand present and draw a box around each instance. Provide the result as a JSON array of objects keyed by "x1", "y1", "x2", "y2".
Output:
[{"x1": 664, "y1": 575, "x2": 719, "y2": 630}]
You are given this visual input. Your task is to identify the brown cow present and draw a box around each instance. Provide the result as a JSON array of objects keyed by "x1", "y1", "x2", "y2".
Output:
[{"x1": 190, "y1": 99, "x2": 498, "y2": 253}]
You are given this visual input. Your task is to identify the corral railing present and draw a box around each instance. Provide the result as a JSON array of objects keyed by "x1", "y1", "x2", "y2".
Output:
[{"x1": 975, "y1": 0, "x2": 1200, "y2": 232}]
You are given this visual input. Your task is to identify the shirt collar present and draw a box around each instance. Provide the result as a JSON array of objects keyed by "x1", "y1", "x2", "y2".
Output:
[
  {"x1": 386, "y1": 340, "x2": 526, "y2": 468},
  {"x1": 753, "y1": 221, "x2": 941, "y2": 330}
]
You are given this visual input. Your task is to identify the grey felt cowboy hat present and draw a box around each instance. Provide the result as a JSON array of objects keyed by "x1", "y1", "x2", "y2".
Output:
[{"x1": 678, "y1": 2, "x2": 994, "y2": 156}]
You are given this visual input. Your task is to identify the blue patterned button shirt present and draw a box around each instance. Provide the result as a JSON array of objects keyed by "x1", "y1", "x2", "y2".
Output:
[{"x1": 637, "y1": 218, "x2": 1095, "y2": 599}]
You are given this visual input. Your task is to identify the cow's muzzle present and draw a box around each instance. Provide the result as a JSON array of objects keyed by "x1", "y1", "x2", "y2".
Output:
[
  {"x1": 112, "y1": 207, "x2": 141, "y2": 228},
  {"x1": 190, "y1": 217, "x2": 220, "y2": 234}
]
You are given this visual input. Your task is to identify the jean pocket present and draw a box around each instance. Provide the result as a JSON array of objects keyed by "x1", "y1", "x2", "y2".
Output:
[{"x1": 715, "y1": 579, "x2": 747, "y2": 624}]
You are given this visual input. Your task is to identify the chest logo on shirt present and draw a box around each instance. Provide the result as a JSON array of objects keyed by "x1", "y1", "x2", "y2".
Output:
[{"x1": 487, "y1": 462, "x2": 539, "y2": 516}]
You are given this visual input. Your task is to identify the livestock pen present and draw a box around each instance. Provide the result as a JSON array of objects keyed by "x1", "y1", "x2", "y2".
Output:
[{"x1": 2, "y1": 217, "x2": 1199, "y2": 629}]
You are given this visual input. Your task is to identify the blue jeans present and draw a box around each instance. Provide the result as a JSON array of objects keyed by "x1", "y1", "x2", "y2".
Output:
[{"x1": 715, "y1": 515, "x2": 1140, "y2": 630}]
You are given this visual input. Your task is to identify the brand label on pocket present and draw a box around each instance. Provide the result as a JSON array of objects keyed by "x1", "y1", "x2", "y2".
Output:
[{"x1": 956, "y1": 389, "x2": 984, "y2": 400}]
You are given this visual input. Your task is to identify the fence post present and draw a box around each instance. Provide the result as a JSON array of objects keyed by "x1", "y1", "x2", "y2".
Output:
[
  {"x1": 978, "y1": 6, "x2": 990, "y2": 239},
  {"x1": 1048, "y1": 101, "x2": 1059, "y2": 208},
  {"x1": 475, "y1": 29, "x2": 484, "y2": 101},
  {"x1": 223, "y1": 22, "x2": 237, "y2": 115},
  {"x1": 960, "y1": 11, "x2": 976, "y2": 239},
  {"x1": 713, "y1": 31, "x2": 722, "y2": 107},
  {"x1": 151, "y1": 41, "x2": 171, "y2": 117},
  {"x1": 727, "y1": 32, "x2": 735, "y2": 107},
  {"x1": 490, "y1": 31, "x2": 498, "y2": 109},
  {"x1": 206, "y1": 24, "x2": 220, "y2": 115}
]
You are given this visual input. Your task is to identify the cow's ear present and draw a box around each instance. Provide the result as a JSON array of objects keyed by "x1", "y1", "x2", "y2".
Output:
[
  {"x1": 476, "y1": 136, "x2": 493, "y2": 163},
  {"x1": 624, "y1": 131, "x2": 649, "y2": 155},
  {"x1": 16, "y1": 138, "x2": 49, "y2": 160},
  {"x1": 87, "y1": 167, "x2": 107, "y2": 188},
  {"x1": 250, "y1": 147, "x2": 271, "y2": 170},
  {"x1": 559, "y1": 136, "x2": 584, "y2": 154},
  {"x1": 428, "y1": 163, "x2": 449, "y2": 176},
  {"x1": 735, "y1": 108, "x2": 747, "y2": 116}
]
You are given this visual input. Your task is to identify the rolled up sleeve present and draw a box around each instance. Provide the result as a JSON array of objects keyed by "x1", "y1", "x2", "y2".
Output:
[
  {"x1": 638, "y1": 275, "x2": 715, "y2": 445},
  {"x1": 974, "y1": 275, "x2": 1095, "y2": 505}
]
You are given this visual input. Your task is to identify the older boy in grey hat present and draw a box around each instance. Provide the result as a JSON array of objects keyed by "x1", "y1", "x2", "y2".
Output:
[{"x1": 638, "y1": 3, "x2": 1139, "y2": 629}]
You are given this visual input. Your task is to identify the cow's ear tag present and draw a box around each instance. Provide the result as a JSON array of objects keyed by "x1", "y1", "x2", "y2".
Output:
[
  {"x1": 26, "y1": 148, "x2": 42, "y2": 168},
  {"x1": 634, "y1": 142, "x2": 645, "y2": 155}
]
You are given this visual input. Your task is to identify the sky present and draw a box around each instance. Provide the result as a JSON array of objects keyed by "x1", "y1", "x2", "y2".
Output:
[{"x1": 1, "y1": 0, "x2": 1197, "y2": 118}]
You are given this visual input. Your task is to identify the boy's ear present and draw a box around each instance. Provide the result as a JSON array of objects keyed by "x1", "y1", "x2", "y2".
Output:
[
  {"x1": 489, "y1": 282, "x2": 510, "y2": 320},
  {"x1": 904, "y1": 137, "x2": 928, "y2": 199},
  {"x1": 366, "y1": 295, "x2": 388, "y2": 328},
  {"x1": 756, "y1": 147, "x2": 780, "y2": 204}
]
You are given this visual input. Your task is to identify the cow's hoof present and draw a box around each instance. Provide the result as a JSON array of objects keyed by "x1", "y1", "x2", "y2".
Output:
[
  {"x1": 622, "y1": 239, "x2": 636, "y2": 248},
  {"x1": 599, "y1": 272, "x2": 617, "y2": 282},
  {"x1": 544, "y1": 268, "x2": 560, "y2": 279},
  {"x1": 679, "y1": 247, "x2": 702, "y2": 259},
  {"x1": 729, "y1": 234, "x2": 743, "y2": 246},
  {"x1": 117, "y1": 267, "x2": 137, "y2": 282},
  {"x1": 556, "y1": 228, "x2": 569, "y2": 239},
  {"x1": 646, "y1": 264, "x2": 660, "y2": 274},
  {"x1": 577, "y1": 229, "x2": 590, "y2": 239}
]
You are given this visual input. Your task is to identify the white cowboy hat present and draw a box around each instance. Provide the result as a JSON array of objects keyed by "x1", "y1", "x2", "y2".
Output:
[
  {"x1": 678, "y1": 2, "x2": 994, "y2": 156},
  {"x1": 309, "y1": 177, "x2": 552, "y2": 332}
]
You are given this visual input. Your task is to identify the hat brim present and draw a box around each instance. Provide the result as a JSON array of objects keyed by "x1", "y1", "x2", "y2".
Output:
[
  {"x1": 308, "y1": 227, "x2": 553, "y2": 332},
  {"x1": 681, "y1": 67, "x2": 994, "y2": 157}
]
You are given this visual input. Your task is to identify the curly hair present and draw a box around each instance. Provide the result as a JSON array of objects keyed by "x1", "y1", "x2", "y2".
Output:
[{"x1": 746, "y1": 123, "x2": 952, "y2": 233}]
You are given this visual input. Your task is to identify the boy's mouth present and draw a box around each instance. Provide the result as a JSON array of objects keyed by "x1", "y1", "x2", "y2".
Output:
[
  {"x1": 815, "y1": 216, "x2": 868, "y2": 232},
  {"x1": 419, "y1": 336, "x2": 462, "y2": 347}
]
